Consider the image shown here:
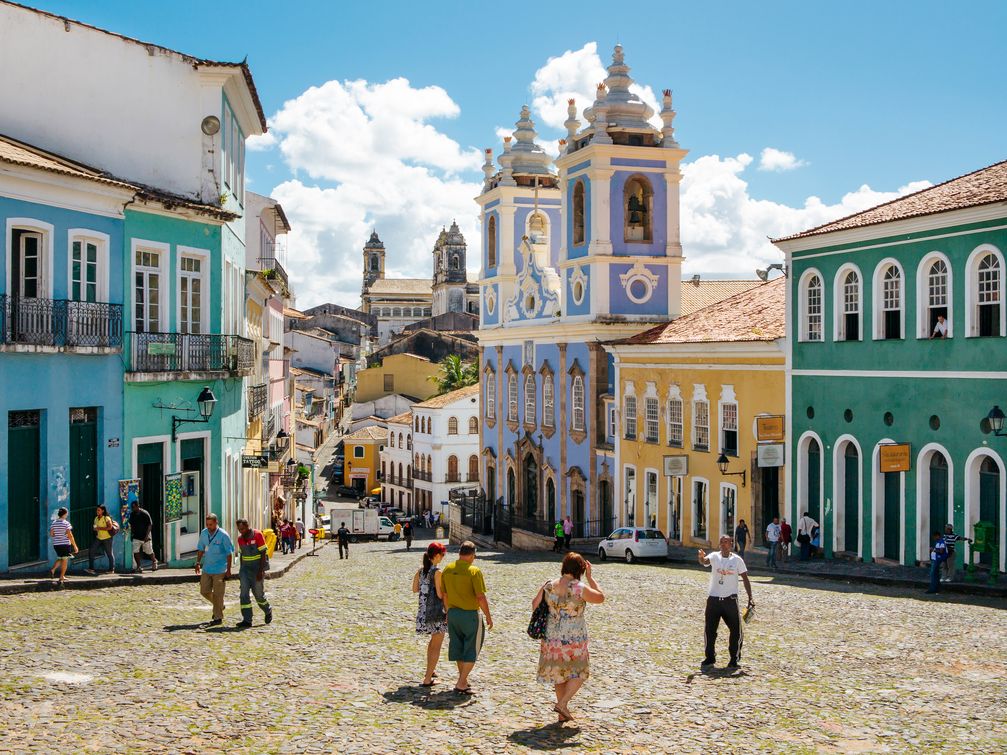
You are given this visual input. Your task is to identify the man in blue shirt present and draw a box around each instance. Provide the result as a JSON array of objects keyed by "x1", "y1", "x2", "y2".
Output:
[
  {"x1": 926, "y1": 531, "x2": 948, "y2": 595},
  {"x1": 195, "y1": 513, "x2": 235, "y2": 626}
]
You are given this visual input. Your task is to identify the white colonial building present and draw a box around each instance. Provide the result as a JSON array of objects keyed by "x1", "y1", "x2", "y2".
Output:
[
  {"x1": 380, "y1": 412, "x2": 414, "y2": 512},
  {"x1": 411, "y1": 385, "x2": 481, "y2": 518}
]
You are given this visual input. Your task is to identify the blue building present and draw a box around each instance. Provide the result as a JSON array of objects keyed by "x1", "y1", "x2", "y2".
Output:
[
  {"x1": 477, "y1": 46, "x2": 687, "y2": 545},
  {"x1": 0, "y1": 136, "x2": 132, "y2": 573}
]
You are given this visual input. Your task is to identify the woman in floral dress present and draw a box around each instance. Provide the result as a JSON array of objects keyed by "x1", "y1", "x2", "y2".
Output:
[
  {"x1": 412, "y1": 541, "x2": 447, "y2": 686},
  {"x1": 533, "y1": 552, "x2": 605, "y2": 721}
]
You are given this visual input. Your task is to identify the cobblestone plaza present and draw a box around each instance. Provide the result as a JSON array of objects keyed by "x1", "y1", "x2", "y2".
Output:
[{"x1": 2, "y1": 539, "x2": 1004, "y2": 754}]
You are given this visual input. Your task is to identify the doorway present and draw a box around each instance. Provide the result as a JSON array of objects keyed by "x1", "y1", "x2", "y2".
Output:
[
  {"x1": 180, "y1": 438, "x2": 205, "y2": 536},
  {"x1": 667, "y1": 477, "x2": 681, "y2": 541},
  {"x1": 979, "y1": 457, "x2": 1000, "y2": 568},
  {"x1": 8, "y1": 410, "x2": 41, "y2": 565},
  {"x1": 928, "y1": 453, "x2": 949, "y2": 544},
  {"x1": 137, "y1": 442, "x2": 165, "y2": 561},
  {"x1": 573, "y1": 490, "x2": 585, "y2": 537},
  {"x1": 807, "y1": 438, "x2": 821, "y2": 521},
  {"x1": 523, "y1": 453, "x2": 538, "y2": 518},
  {"x1": 844, "y1": 444, "x2": 860, "y2": 553},
  {"x1": 883, "y1": 472, "x2": 900, "y2": 560},
  {"x1": 760, "y1": 465, "x2": 780, "y2": 540},
  {"x1": 600, "y1": 479, "x2": 613, "y2": 534},
  {"x1": 547, "y1": 478, "x2": 556, "y2": 524},
  {"x1": 69, "y1": 408, "x2": 99, "y2": 552}
]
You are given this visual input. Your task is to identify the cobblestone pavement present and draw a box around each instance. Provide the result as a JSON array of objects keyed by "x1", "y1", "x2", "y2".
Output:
[{"x1": 1, "y1": 537, "x2": 1004, "y2": 754}]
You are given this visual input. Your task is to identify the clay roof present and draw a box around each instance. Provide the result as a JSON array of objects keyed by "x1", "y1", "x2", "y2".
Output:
[
  {"x1": 414, "y1": 383, "x2": 480, "y2": 409},
  {"x1": 283, "y1": 307, "x2": 308, "y2": 319},
  {"x1": 775, "y1": 159, "x2": 1007, "y2": 242},
  {"x1": 386, "y1": 412, "x2": 413, "y2": 425},
  {"x1": 344, "y1": 426, "x2": 389, "y2": 442},
  {"x1": 680, "y1": 279, "x2": 762, "y2": 316},
  {"x1": 618, "y1": 277, "x2": 785, "y2": 345},
  {"x1": 367, "y1": 278, "x2": 433, "y2": 296},
  {"x1": 0, "y1": 134, "x2": 238, "y2": 220}
]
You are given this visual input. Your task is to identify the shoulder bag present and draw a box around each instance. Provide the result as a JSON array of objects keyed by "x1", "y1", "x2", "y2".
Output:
[
  {"x1": 527, "y1": 581, "x2": 551, "y2": 640},
  {"x1": 423, "y1": 568, "x2": 446, "y2": 623}
]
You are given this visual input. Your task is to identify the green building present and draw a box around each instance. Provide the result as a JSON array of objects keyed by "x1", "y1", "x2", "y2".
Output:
[{"x1": 775, "y1": 159, "x2": 1007, "y2": 573}]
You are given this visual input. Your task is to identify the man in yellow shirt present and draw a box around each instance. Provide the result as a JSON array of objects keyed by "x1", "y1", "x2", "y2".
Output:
[
  {"x1": 85, "y1": 504, "x2": 116, "y2": 574},
  {"x1": 440, "y1": 541, "x2": 493, "y2": 694}
]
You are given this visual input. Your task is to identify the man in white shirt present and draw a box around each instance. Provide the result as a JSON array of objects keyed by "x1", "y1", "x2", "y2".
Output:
[
  {"x1": 698, "y1": 535, "x2": 754, "y2": 669},
  {"x1": 931, "y1": 314, "x2": 948, "y2": 339},
  {"x1": 765, "y1": 517, "x2": 781, "y2": 570},
  {"x1": 798, "y1": 512, "x2": 819, "y2": 561}
]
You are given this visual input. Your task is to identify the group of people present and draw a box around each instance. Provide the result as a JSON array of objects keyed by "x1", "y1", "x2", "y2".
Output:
[
  {"x1": 734, "y1": 512, "x2": 822, "y2": 570},
  {"x1": 194, "y1": 514, "x2": 274, "y2": 627},
  {"x1": 927, "y1": 524, "x2": 970, "y2": 594},
  {"x1": 272, "y1": 516, "x2": 305, "y2": 555},
  {"x1": 48, "y1": 501, "x2": 159, "y2": 585},
  {"x1": 551, "y1": 516, "x2": 574, "y2": 553},
  {"x1": 408, "y1": 534, "x2": 752, "y2": 723}
]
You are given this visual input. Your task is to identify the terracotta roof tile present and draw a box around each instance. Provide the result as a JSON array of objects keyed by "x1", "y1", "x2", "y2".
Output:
[
  {"x1": 680, "y1": 279, "x2": 762, "y2": 315},
  {"x1": 619, "y1": 278, "x2": 785, "y2": 345},
  {"x1": 386, "y1": 412, "x2": 413, "y2": 425},
  {"x1": 775, "y1": 158, "x2": 1007, "y2": 242},
  {"x1": 344, "y1": 426, "x2": 389, "y2": 441},
  {"x1": 414, "y1": 383, "x2": 480, "y2": 409}
]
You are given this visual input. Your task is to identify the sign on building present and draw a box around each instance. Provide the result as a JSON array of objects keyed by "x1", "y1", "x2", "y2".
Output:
[
  {"x1": 879, "y1": 443, "x2": 911, "y2": 473},
  {"x1": 663, "y1": 455, "x2": 688, "y2": 477},
  {"x1": 242, "y1": 454, "x2": 269, "y2": 468},
  {"x1": 757, "y1": 443, "x2": 785, "y2": 468},
  {"x1": 756, "y1": 415, "x2": 785, "y2": 441}
]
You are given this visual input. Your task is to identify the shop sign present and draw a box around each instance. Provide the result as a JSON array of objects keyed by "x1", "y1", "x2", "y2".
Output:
[
  {"x1": 663, "y1": 455, "x2": 688, "y2": 477},
  {"x1": 757, "y1": 443, "x2": 785, "y2": 468},
  {"x1": 879, "y1": 443, "x2": 911, "y2": 473},
  {"x1": 756, "y1": 415, "x2": 785, "y2": 441},
  {"x1": 242, "y1": 454, "x2": 269, "y2": 468}
]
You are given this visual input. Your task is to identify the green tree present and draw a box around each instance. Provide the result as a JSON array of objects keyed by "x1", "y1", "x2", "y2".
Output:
[{"x1": 430, "y1": 354, "x2": 478, "y2": 395}]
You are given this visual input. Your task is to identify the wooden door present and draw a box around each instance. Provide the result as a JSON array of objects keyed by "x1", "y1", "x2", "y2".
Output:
[
  {"x1": 844, "y1": 445, "x2": 859, "y2": 553},
  {"x1": 883, "y1": 472, "x2": 900, "y2": 560},
  {"x1": 7, "y1": 411, "x2": 41, "y2": 565}
]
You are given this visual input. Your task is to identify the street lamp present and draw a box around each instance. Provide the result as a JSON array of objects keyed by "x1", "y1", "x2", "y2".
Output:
[
  {"x1": 987, "y1": 406, "x2": 1006, "y2": 436},
  {"x1": 716, "y1": 451, "x2": 747, "y2": 487},
  {"x1": 171, "y1": 386, "x2": 217, "y2": 441}
]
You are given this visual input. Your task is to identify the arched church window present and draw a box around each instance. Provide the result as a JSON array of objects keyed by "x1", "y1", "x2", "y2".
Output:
[
  {"x1": 451, "y1": 255, "x2": 460, "y2": 270},
  {"x1": 624, "y1": 175, "x2": 652, "y2": 242},
  {"x1": 370, "y1": 254, "x2": 379, "y2": 272},
  {"x1": 572, "y1": 181, "x2": 586, "y2": 246},
  {"x1": 487, "y1": 216, "x2": 497, "y2": 268}
]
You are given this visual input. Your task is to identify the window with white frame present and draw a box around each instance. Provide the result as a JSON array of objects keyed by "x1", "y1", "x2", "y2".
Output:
[
  {"x1": 878, "y1": 263, "x2": 903, "y2": 340},
  {"x1": 802, "y1": 272, "x2": 823, "y2": 342},
  {"x1": 839, "y1": 268, "x2": 860, "y2": 341},
  {"x1": 524, "y1": 373, "x2": 536, "y2": 425},
  {"x1": 606, "y1": 400, "x2": 616, "y2": 442},
  {"x1": 70, "y1": 236, "x2": 101, "y2": 303},
  {"x1": 976, "y1": 252, "x2": 1002, "y2": 337},
  {"x1": 624, "y1": 467, "x2": 636, "y2": 523},
  {"x1": 542, "y1": 376, "x2": 555, "y2": 428},
  {"x1": 571, "y1": 376, "x2": 585, "y2": 431},
  {"x1": 624, "y1": 395, "x2": 637, "y2": 440},
  {"x1": 507, "y1": 373, "x2": 518, "y2": 422},
  {"x1": 448, "y1": 416, "x2": 458, "y2": 435},
  {"x1": 667, "y1": 393, "x2": 683, "y2": 447},
  {"x1": 721, "y1": 402, "x2": 738, "y2": 456},
  {"x1": 693, "y1": 399, "x2": 710, "y2": 451},
  {"x1": 523, "y1": 340, "x2": 535, "y2": 366},
  {"x1": 179, "y1": 255, "x2": 203, "y2": 335},
  {"x1": 924, "y1": 258, "x2": 949, "y2": 337},
  {"x1": 644, "y1": 397, "x2": 659, "y2": 443},
  {"x1": 486, "y1": 374, "x2": 496, "y2": 420},
  {"x1": 134, "y1": 248, "x2": 162, "y2": 333}
]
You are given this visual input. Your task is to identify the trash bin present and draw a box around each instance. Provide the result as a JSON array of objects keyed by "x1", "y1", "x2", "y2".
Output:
[{"x1": 966, "y1": 520, "x2": 999, "y2": 583}]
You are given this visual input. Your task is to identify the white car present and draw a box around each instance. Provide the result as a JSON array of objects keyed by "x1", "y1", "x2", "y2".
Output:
[{"x1": 598, "y1": 527, "x2": 669, "y2": 563}]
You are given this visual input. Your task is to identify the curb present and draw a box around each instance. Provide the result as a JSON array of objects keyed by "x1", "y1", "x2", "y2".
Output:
[{"x1": 0, "y1": 541, "x2": 329, "y2": 596}]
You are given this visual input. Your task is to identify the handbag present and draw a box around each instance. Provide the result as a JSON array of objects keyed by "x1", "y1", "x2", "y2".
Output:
[
  {"x1": 422, "y1": 569, "x2": 445, "y2": 623},
  {"x1": 527, "y1": 582, "x2": 550, "y2": 640},
  {"x1": 107, "y1": 517, "x2": 120, "y2": 536}
]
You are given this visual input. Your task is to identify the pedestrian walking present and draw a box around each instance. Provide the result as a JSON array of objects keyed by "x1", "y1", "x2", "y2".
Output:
[
  {"x1": 294, "y1": 518, "x2": 305, "y2": 550},
  {"x1": 393, "y1": 520, "x2": 402, "y2": 542},
  {"x1": 698, "y1": 535, "x2": 754, "y2": 670},
  {"x1": 129, "y1": 500, "x2": 158, "y2": 573},
  {"x1": 734, "y1": 519, "x2": 750, "y2": 559},
  {"x1": 942, "y1": 524, "x2": 968, "y2": 582},
  {"x1": 85, "y1": 504, "x2": 116, "y2": 574},
  {"x1": 533, "y1": 553, "x2": 605, "y2": 723},
  {"x1": 926, "y1": 531, "x2": 948, "y2": 594},
  {"x1": 563, "y1": 516, "x2": 573, "y2": 551},
  {"x1": 281, "y1": 519, "x2": 297, "y2": 554},
  {"x1": 235, "y1": 519, "x2": 273, "y2": 628},
  {"x1": 765, "y1": 517, "x2": 781, "y2": 569},
  {"x1": 553, "y1": 521, "x2": 564, "y2": 553},
  {"x1": 779, "y1": 518, "x2": 793, "y2": 562},
  {"x1": 797, "y1": 511, "x2": 818, "y2": 561},
  {"x1": 412, "y1": 542, "x2": 447, "y2": 686},
  {"x1": 403, "y1": 520, "x2": 413, "y2": 551},
  {"x1": 48, "y1": 507, "x2": 78, "y2": 587},
  {"x1": 441, "y1": 541, "x2": 493, "y2": 694},
  {"x1": 336, "y1": 521, "x2": 350, "y2": 560},
  {"x1": 195, "y1": 513, "x2": 234, "y2": 626}
]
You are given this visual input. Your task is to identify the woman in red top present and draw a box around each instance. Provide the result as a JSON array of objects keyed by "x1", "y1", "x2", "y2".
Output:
[{"x1": 779, "y1": 518, "x2": 793, "y2": 562}]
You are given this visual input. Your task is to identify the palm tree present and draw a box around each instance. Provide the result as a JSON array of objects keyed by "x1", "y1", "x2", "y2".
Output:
[{"x1": 430, "y1": 354, "x2": 478, "y2": 395}]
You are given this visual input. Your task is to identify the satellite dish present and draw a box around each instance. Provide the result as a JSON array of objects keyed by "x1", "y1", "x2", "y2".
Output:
[{"x1": 200, "y1": 115, "x2": 221, "y2": 136}]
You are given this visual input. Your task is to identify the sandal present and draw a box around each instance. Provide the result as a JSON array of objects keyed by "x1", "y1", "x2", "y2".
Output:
[
  {"x1": 420, "y1": 680, "x2": 435, "y2": 688},
  {"x1": 453, "y1": 687, "x2": 474, "y2": 695},
  {"x1": 553, "y1": 704, "x2": 573, "y2": 721}
]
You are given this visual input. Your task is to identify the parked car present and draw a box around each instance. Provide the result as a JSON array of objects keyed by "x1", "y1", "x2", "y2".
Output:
[
  {"x1": 332, "y1": 485, "x2": 362, "y2": 499},
  {"x1": 597, "y1": 527, "x2": 669, "y2": 563}
]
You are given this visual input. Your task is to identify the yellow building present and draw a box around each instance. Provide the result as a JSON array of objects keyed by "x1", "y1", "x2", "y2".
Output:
[
  {"x1": 354, "y1": 352, "x2": 439, "y2": 403},
  {"x1": 342, "y1": 425, "x2": 388, "y2": 495},
  {"x1": 606, "y1": 279, "x2": 786, "y2": 548}
]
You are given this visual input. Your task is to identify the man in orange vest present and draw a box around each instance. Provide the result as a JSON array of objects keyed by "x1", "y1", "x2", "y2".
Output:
[{"x1": 235, "y1": 519, "x2": 273, "y2": 628}]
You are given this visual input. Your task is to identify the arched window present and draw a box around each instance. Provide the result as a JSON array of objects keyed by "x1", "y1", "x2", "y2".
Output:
[
  {"x1": 542, "y1": 377, "x2": 555, "y2": 428},
  {"x1": 468, "y1": 416, "x2": 478, "y2": 434},
  {"x1": 487, "y1": 215, "x2": 497, "y2": 269},
  {"x1": 392, "y1": 307, "x2": 401, "y2": 318},
  {"x1": 800, "y1": 271, "x2": 824, "y2": 342},
  {"x1": 486, "y1": 372, "x2": 496, "y2": 420},
  {"x1": 447, "y1": 455, "x2": 458, "y2": 482},
  {"x1": 468, "y1": 455, "x2": 479, "y2": 482},
  {"x1": 572, "y1": 181, "x2": 586, "y2": 246},
  {"x1": 624, "y1": 395, "x2": 637, "y2": 440},
  {"x1": 508, "y1": 373, "x2": 518, "y2": 423},
  {"x1": 398, "y1": 462, "x2": 403, "y2": 484},
  {"x1": 406, "y1": 464, "x2": 412, "y2": 483},
  {"x1": 414, "y1": 417, "x2": 419, "y2": 431},
  {"x1": 918, "y1": 256, "x2": 951, "y2": 338},
  {"x1": 370, "y1": 254, "x2": 379, "y2": 272},
  {"x1": 836, "y1": 267, "x2": 861, "y2": 341},
  {"x1": 968, "y1": 248, "x2": 1004, "y2": 337},
  {"x1": 524, "y1": 373, "x2": 536, "y2": 425},
  {"x1": 448, "y1": 416, "x2": 458, "y2": 435},
  {"x1": 875, "y1": 262, "x2": 904, "y2": 340},
  {"x1": 623, "y1": 175, "x2": 652, "y2": 242},
  {"x1": 451, "y1": 255, "x2": 459, "y2": 270},
  {"x1": 397, "y1": 432, "x2": 402, "y2": 449},
  {"x1": 406, "y1": 434, "x2": 411, "y2": 450},
  {"x1": 571, "y1": 376, "x2": 585, "y2": 431}
]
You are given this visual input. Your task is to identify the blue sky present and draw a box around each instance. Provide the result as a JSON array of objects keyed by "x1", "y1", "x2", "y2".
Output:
[{"x1": 33, "y1": 0, "x2": 1007, "y2": 307}]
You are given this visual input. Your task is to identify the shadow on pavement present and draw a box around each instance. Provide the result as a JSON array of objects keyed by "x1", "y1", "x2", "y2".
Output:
[
  {"x1": 507, "y1": 723, "x2": 582, "y2": 751},
  {"x1": 382, "y1": 684, "x2": 477, "y2": 710},
  {"x1": 162, "y1": 622, "x2": 210, "y2": 632}
]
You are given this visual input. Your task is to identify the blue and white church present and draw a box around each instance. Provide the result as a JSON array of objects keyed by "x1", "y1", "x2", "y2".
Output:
[{"x1": 477, "y1": 45, "x2": 687, "y2": 540}]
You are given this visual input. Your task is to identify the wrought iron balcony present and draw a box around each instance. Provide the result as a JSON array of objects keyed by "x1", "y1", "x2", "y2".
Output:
[
  {"x1": 257, "y1": 254, "x2": 289, "y2": 289},
  {"x1": 1, "y1": 294, "x2": 122, "y2": 349},
  {"x1": 248, "y1": 383, "x2": 268, "y2": 422},
  {"x1": 126, "y1": 331, "x2": 254, "y2": 375}
]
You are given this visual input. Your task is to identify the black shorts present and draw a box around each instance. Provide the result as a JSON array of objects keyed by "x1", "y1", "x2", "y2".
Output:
[{"x1": 53, "y1": 544, "x2": 73, "y2": 559}]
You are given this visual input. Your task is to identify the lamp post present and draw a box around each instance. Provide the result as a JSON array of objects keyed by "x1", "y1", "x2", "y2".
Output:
[
  {"x1": 171, "y1": 386, "x2": 217, "y2": 441},
  {"x1": 987, "y1": 406, "x2": 1006, "y2": 437},
  {"x1": 716, "y1": 451, "x2": 747, "y2": 487}
]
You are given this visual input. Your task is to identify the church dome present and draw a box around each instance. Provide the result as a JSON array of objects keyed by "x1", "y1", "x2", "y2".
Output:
[
  {"x1": 364, "y1": 231, "x2": 384, "y2": 249},
  {"x1": 582, "y1": 45, "x2": 659, "y2": 139},
  {"x1": 506, "y1": 105, "x2": 555, "y2": 177}
]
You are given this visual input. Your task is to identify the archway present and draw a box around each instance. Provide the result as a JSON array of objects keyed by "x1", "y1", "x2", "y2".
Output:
[
  {"x1": 833, "y1": 436, "x2": 862, "y2": 556},
  {"x1": 546, "y1": 478, "x2": 556, "y2": 524},
  {"x1": 916, "y1": 444, "x2": 953, "y2": 563}
]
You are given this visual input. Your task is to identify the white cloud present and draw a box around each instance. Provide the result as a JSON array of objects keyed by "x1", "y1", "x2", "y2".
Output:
[
  {"x1": 680, "y1": 153, "x2": 930, "y2": 276},
  {"x1": 758, "y1": 147, "x2": 807, "y2": 172},
  {"x1": 253, "y1": 77, "x2": 484, "y2": 308}
]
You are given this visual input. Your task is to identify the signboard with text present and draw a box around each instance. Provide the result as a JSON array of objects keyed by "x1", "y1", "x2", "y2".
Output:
[
  {"x1": 756, "y1": 415, "x2": 785, "y2": 441},
  {"x1": 663, "y1": 455, "x2": 689, "y2": 477},
  {"x1": 757, "y1": 443, "x2": 785, "y2": 468},
  {"x1": 879, "y1": 443, "x2": 911, "y2": 473},
  {"x1": 242, "y1": 454, "x2": 269, "y2": 468}
]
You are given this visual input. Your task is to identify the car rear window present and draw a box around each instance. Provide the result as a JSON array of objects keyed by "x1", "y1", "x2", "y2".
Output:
[{"x1": 640, "y1": 529, "x2": 665, "y2": 539}]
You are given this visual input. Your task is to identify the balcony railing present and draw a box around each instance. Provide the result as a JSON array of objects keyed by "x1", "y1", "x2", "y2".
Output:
[
  {"x1": 257, "y1": 255, "x2": 289, "y2": 289},
  {"x1": 248, "y1": 383, "x2": 268, "y2": 422},
  {"x1": 1, "y1": 295, "x2": 122, "y2": 348},
  {"x1": 126, "y1": 331, "x2": 254, "y2": 374}
]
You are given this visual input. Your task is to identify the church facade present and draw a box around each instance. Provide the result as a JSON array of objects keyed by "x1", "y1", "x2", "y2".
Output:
[{"x1": 477, "y1": 45, "x2": 687, "y2": 537}]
